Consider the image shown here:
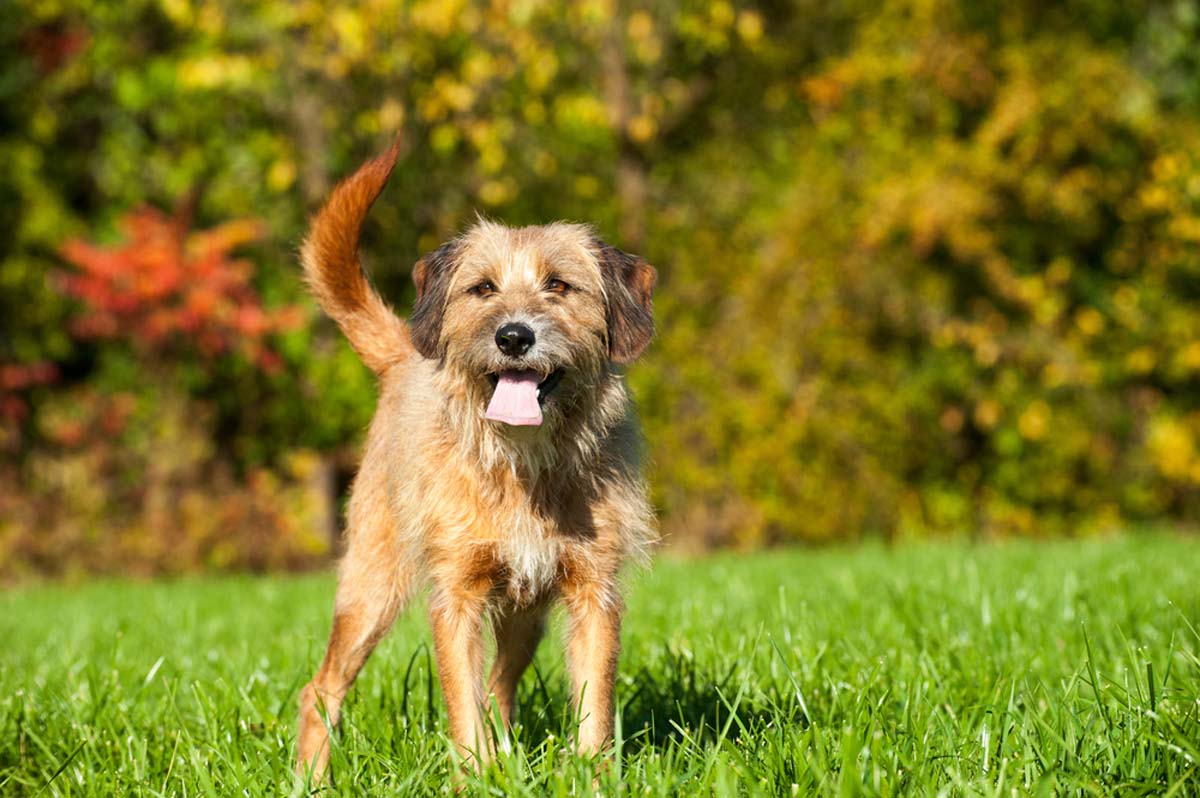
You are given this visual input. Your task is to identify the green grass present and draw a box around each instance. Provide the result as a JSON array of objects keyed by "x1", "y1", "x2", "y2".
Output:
[{"x1": 2, "y1": 538, "x2": 1199, "y2": 797}]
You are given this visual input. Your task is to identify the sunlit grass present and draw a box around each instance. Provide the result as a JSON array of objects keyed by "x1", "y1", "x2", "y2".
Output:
[{"x1": 2, "y1": 537, "x2": 1198, "y2": 796}]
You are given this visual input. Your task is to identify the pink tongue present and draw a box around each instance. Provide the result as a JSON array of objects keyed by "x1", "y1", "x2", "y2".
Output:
[{"x1": 485, "y1": 370, "x2": 543, "y2": 426}]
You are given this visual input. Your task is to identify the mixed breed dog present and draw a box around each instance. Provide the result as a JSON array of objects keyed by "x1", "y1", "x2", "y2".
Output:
[{"x1": 295, "y1": 140, "x2": 658, "y2": 780}]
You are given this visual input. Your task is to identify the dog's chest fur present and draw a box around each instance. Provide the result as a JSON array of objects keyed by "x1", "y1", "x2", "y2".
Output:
[
  {"x1": 405, "y1": 448, "x2": 612, "y2": 606},
  {"x1": 479, "y1": 474, "x2": 600, "y2": 605},
  {"x1": 494, "y1": 520, "x2": 564, "y2": 605}
]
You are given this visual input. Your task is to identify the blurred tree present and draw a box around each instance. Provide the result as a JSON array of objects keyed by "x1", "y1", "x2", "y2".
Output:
[{"x1": 640, "y1": 0, "x2": 1200, "y2": 544}]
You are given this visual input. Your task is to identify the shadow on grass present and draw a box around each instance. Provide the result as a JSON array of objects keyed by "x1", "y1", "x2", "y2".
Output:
[{"x1": 514, "y1": 648, "x2": 802, "y2": 755}]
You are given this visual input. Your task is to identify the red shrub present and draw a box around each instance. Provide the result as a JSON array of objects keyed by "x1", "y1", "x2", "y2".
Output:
[
  {"x1": 0, "y1": 362, "x2": 59, "y2": 424},
  {"x1": 59, "y1": 207, "x2": 300, "y2": 371}
]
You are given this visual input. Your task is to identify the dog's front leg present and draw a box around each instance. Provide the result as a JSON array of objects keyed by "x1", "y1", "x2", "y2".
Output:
[
  {"x1": 429, "y1": 588, "x2": 489, "y2": 766},
  {"x1": 563, "y1": 584, "x2": 624, "y2": 755}
]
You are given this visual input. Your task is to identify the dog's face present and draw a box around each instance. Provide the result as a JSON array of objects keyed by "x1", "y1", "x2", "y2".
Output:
[{"x1": 409, "y1": 221, "x2": 656, "y2": 427}]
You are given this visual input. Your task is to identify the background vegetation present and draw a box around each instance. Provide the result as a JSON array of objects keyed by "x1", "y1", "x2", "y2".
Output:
[{"x1": 4, "y1": 0, "x2": 1200, "y2": 576}]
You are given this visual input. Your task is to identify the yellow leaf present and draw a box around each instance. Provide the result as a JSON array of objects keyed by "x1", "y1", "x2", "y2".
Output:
[
  {"x1": 1017, "y1": 401, "x2": 1050, "y2": 441},
  {"x1": 627, "y1": 10, "x2": 654, "y2": 40},
  {"x1": 1126, "y1": 346, "x2": 1156, "y2": 374},
  {"x1": 267, "y1": 159, "x2": 296, "y2": 192},
  {"x1": 628, "y1": 115, "x2": 658, "y2": 143},
  {"x1": 974, "y1": 400, "x2": 1002, "y2": 431},
  {"x1": 1148, "y1": 417, "x2": 1195, "y2": 480},
  {"x1": 736, "y1": 11, "x2": 763, "y2": 44},
  {"x1": 1074, "y1": 308, "x2": 1104, "y2": 336}
]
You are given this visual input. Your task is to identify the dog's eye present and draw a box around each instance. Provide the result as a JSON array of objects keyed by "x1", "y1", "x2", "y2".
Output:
[
  {"x1": 469, "y1": 281, "x2": 496, "y2": 297},
  {"x1": 545, "y1": 278, "x2": 570, "y2": 294}
]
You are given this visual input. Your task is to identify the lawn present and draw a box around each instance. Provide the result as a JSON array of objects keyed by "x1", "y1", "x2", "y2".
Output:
[{"x1": 2, "y1": 537, "x2": 1198, "y2": 797}]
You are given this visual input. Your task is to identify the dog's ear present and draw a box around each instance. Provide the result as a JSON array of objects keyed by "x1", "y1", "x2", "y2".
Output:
[
  {"x1": 594, "y1": 240, "x2": 657, "y2": 364},
  {"x1": 410, "y1": 241, "x2": 460, "y2": 359}
]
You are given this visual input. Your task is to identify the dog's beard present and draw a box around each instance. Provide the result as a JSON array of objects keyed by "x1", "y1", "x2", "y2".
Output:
[
  {"x1": 437, "y1": 331, "x2": 614, "y2": 475},
  {"x1": 432, "y1": 358, "x2": 628, "y2": 476},
  {"x1": 453, "y1": 331, "x2": 586, "y2": 429}
]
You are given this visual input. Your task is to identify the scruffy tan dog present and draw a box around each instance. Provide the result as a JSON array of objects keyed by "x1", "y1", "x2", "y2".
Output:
[{"x1": 295, "y1": 140, "x2": 657, "y2": 780}]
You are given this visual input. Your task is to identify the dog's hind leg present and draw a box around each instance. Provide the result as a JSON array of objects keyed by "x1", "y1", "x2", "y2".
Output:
[
  {"x1": 296, "y1": 549, "x2": 408, "y2": 780},
  {"x1": 485, "y1": 607, "x2": 547, "y2": 739},
  {"x1": 296, "y1": 466, "x2": 411, "y2": 781}
]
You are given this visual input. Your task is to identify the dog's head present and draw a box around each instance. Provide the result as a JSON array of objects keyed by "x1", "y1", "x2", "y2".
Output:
[{"x1": 409, "y1": 220, "x2": 656, "y2": 427}]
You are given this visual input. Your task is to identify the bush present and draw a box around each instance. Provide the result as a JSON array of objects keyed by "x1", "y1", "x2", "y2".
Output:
[{"x1": 2, "y1": 0, "x2": 1200, "y2": 575}]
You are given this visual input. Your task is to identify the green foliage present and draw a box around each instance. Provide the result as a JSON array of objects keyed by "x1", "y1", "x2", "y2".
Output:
[
  {"x1": 3, "y1": 0, "x2": 1200, "y2": 566},
  {"x1": 639, "y1": 0, "x2": 1200, "y2": 544},
  {"x1": 1, "y1": 538, "x2": 1198, "y2": 795}
]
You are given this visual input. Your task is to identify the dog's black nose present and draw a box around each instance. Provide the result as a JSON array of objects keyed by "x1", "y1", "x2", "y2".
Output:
[{"x1": 495, "y1": 322, "x2": 535, "y2": 356}]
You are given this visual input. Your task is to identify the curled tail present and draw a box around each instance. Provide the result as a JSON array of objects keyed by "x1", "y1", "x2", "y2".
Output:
[{"x1": 300, "y1": 139, "x2": 412, "y2": 374}]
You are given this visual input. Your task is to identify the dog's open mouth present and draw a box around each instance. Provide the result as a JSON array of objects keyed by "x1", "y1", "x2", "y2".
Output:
[{"x1": 484, "y1": 368, "x2": 565, "y2": 426}]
